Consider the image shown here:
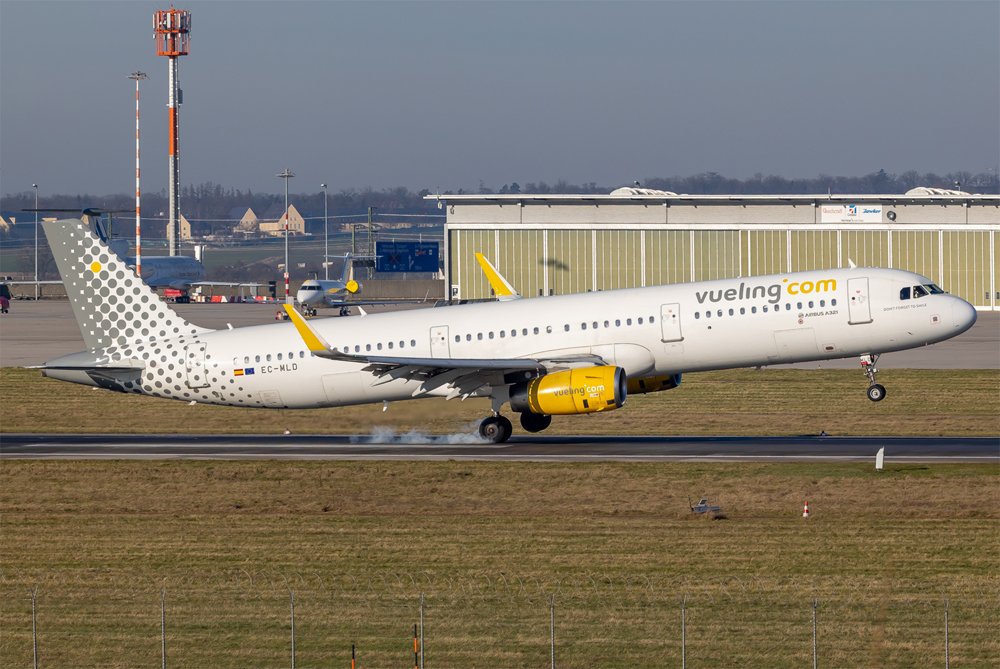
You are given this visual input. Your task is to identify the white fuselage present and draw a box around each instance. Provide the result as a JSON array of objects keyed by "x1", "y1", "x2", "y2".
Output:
[{"x1": 46, "y1": 266, "x2": 976, "y2": 410}]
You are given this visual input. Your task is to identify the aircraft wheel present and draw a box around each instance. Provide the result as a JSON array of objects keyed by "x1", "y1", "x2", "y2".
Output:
[
  {"x1": 866, "y1": 384, "x2": 887, "y2": 402},
  {"x1": 519, "y1": 412, "x2": 552, "y2": 433},
  {"x1": 479, "y1": 415, "x2": 513, "y2": 443}
]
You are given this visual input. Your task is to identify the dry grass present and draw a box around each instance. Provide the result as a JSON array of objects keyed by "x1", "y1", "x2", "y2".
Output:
[
  {"x1": 2, "y1": 367, "x2": 998, "y2": 436},
  {"x1": 1, "y1": 460, "x2": 998, "y2": 667}
]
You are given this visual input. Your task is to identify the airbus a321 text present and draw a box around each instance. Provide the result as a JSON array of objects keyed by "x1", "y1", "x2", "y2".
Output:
[{"x1": 38, "y1": 219, "x2": 976, "y2": 442}]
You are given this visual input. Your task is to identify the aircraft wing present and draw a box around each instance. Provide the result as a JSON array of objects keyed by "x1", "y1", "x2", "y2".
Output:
[{"x1": 282, "y1": 305, "x2": 603, "y2": 398}]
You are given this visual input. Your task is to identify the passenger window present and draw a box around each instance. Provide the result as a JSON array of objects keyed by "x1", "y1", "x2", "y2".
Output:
[
  {"x1": 488, "y1": 332, "x2": 494, "y2": 339},
  {"x1": 649, "y1": 315, "x2": 655, "y2": 322},
  {"x1": 533, "y1": 327, "x2": 539, "y2": 335},
  {"x1": 564, "y1": 324, "x2": 570, "y2": 332},
  {"x1": 785, "y1": 304, "x2": 792, "y2": 311},
  {"x1": 277, "y1": 353, "x2": 283, "y2": 361},
  {"x1": 728, "y1": 309, "x2": 734, "y2": 316},
  {"x1": 717, "y1": 310, "x2": 723, "y2": 318},
  {"x1": 694, "y1": 312, "x2": 701, "y2": 320},
  {"x1": 499, "y1": 331, "x2": 505, "y2": 338},
  {"x1": 819, "y1": 300, "x2": 825, "y2": 307},
  {"x1": 511, "y1": 329, "x2": 516, "y2": 337},
  {"x1": 831, "y1": 299, "x2": 837, "y2": 306},
  {"x1": 808, "y1": 301, "x2": 814, "y2": 308},
  {"x1": 354, "y1": 345, "x2": 360, "y2": 353},
  {"x1": 796, "y1": 302, "x2": 802, "y2": 310},
  {"x1": 581, "y1": 323, "x2": 587, "y2": 330},
  {"x1": 266, "y1": 354, "x2": 272, "y2": 362},
  {"x1": 762, "y1": 306, "x2": 768, "y2": 313},
  {"x1": 546, "y1": 326, "x2": 552, "y2": 334},
  {"x1": 478, "y1": 333, "x2": 483, "y2": 340},
  {"x1": 377, "y1": 343, "x2": 382, "y2": 350},
  {"x1": 751, "y1": 306, "x2": 757, "y2": 314},
  {"x1": 740, "y1": 307, "x2": 746, "y2": 315},
  {"x1": 410, "y1": 340, "x2": 416, "y2": 347},
  {"x1": 399, "y1": 341, "x2": 405, "y2": 348},
  {"x1": 615, "y1": 319, "x2": 621, "y2": 327},
  {"x1": 705, "y1": 311, "x2": 712, "y2": 319},
  {"x1": 626, "y1": 318, "x2": 632, "y2": 326},
  {"x1": 593, "y1": 321, "x2": 599, "y2": 329},
  {"x1": 388, "y1": 342, "x2": 394, "y2": 349},
  {"x1": 244, "y1": 356, "x2": 250, "y2": 364},
  {"x1": 522, "y1": 328, "x2": 528, "y2": 336},
  {"x1": 604, "y1": 320, "x2": 610, "y2": 328},
  {"x1": 365, "y1": 344, "x2": 371, "y2": 352},
  {"x1": 466, "y1": 334, "x2": 472, "y2": 341},
  {"x1": 638, "y1": 317, "x2": 644, "y2": 324},
  {"x1": 454, "y1": 335, "x2": 460, "y2": 342}
]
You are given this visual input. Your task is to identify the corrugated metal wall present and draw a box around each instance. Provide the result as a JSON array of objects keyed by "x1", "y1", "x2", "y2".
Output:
[{"x1": 449, "y1": 226, "x2": 998, "y2": 309}]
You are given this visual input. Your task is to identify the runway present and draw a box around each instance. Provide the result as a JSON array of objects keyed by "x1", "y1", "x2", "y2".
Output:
[{"x1": 2, "y1": 433, "x2": 996, "y2": 462}]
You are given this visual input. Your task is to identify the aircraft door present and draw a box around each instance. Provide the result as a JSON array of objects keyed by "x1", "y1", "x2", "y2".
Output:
[
  {"x1": 429, "y1": 325, "x2": 450, "y2": 358},
  {"x1": 847, "y1": 277, "x2": 873, "y2": 325},
  {"x1": 184, "y1": 342, "x2": 209, "y2": 389},
  {"x1": 660, "y1": 303, "x2": 684, "y2": 342}
]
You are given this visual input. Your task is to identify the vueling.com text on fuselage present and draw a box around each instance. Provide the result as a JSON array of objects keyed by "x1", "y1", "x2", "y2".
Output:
[{"x1": 694, "y1": 278, "x2": 837, "y2": 305}]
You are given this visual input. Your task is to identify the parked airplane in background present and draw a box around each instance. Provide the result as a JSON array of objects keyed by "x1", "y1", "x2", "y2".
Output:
[
  {"x1": 38, "y1": 218, "x2": 976, "y2": 442},
  {"x1": 296, "y1": 254, "x2": 361, "y2": 315},
  {"x1": 29, "y1": 208, "x2": 249, "y2": 299}
]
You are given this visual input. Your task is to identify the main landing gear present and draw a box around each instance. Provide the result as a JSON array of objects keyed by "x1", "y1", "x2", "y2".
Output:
[
  {"x1": 478, "y1": 412, "x2": 553, "y2": 443},
  {"x1": 860, "y1": 354, "x2": 887, "y2": 402},
  {"x1": 479, "y1": 414, "x2": 513, "y2": 443}
]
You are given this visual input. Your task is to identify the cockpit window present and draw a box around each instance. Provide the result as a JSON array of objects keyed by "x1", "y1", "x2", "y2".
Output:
[
  {"x1": 300, "y1": 285, "x2": 321, "y2": 291},
  {"x1": 913, "y1": 285, "x2": 929, "y2": 298},
  {"x1": 927, "y1": 284, "x2": 945, "y2": 294},
  {"x1": 900, "y1": 287, "x2": 911, "y2": 300}
]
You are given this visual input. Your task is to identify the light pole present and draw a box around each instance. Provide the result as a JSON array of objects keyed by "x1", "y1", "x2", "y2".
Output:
[
  {"x1": 277, "y1": 168, "x2": 295, "y2": 304},
  {"x1": 32, "y1": 184, "x2": 38, "y2": 300},
  {"x1": 128, "y1": 70, "x2": 148, "y2": 279},
  {"x1": 321, "y1": 183, "x2": 329, "y2": 280}
]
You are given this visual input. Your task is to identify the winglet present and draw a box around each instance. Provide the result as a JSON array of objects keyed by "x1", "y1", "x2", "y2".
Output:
[
  {"x1": 283, "y1": 305, "x2": 333, "y2": 353},
  {"x1": 474, "y1": 253, "x2": 520, "y2": 301}
]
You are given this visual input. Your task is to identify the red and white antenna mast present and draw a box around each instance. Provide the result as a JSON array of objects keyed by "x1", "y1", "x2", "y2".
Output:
[
  {"x1": 128, "y1": 70, "x2": 147, "y2": 278},
  {"x1": 153, "y1": 6, "x2": 191, "y2": 257}
]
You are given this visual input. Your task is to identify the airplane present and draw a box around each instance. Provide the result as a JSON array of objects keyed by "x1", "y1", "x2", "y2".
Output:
[
  {"x1": 27, "y1": 208, "x2": 252, "y2": 300},
  {"x1": 37, "y1": 218, "x2": 977, "y2": 443},
  {"x1": 295, "y1": 254, "x2": 361, "y2": 315}
]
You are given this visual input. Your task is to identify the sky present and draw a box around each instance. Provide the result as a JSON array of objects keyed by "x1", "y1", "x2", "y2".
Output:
[{"x1": 1, "y1": 0, "x2": 998, "y2": 196}]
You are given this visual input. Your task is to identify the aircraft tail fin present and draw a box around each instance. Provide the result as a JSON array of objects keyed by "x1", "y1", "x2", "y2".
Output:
[
  {"x1": 341, "y1": 254, "x2": 360, "y2": 294},
  {"x1": 42, "y1": 219, "x2": 209, "y2": 352}
]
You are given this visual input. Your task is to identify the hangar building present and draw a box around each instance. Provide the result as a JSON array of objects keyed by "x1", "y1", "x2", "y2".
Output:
[{"x1": 430, "y1": 188, "x2": 1000, "y2": 311}]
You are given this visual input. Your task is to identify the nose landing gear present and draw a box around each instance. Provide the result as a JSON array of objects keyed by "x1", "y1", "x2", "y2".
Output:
[
  {"x1": 478, "y1": 414, "x2": 513, "y2": 443},
  {"x1": 860, "y1": 354, "x2": 886, "y2": 402}
]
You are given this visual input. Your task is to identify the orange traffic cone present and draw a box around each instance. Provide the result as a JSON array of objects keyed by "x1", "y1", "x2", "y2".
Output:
[{"x1": 803, "y1": 500, "x2": 810, "y2": 518}]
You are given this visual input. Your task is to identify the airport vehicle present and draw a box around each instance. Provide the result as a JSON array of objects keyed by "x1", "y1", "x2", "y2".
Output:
[{"x1": 38, "y1": 218, "x2": 976, "y2": 442}]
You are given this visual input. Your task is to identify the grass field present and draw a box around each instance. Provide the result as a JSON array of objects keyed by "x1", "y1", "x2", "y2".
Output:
[
  {"x1": 2, "y1": 368, "x2": 997, "y2": 666},
  {"x1": 1, "y1": 460, "x2": 997, "y2": 668},
  {"x1": 2, "y1": 367, "x2": 998, "y2": 436}
]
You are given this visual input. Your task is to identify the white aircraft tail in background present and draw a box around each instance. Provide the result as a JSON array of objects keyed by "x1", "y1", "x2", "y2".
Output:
[{"x1": 38, "y1": 218, "x2": 976, "y2": 442}]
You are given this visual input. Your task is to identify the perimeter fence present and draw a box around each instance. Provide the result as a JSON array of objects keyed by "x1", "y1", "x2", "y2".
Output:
[{"x1": 1, "y1": 569, "x2": 996, "y2": 668}]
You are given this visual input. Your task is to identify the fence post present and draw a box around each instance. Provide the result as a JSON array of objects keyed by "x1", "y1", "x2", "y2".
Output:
[
  {"x1": 31, "y1": 586, "x2": 38, "y2": 669},
  {"x1": 161, "y1": 588, "x2": 167, "y2": 669},
  {"x1": 944, "y1": 598, "x2": 950, "y2": 669},
  {"x1": 812, "y1": 598, "x2": 818, "y2": 669},
  {"x1": 290, "y1": 590, "x2": 296, "y2": 669},
  {"x1": 550, "y1": 594, "x2": 556, "y2": 669},
  {"x1": 681, "y1": 595, "x2": 687, "y2": 669},
  {"x1": 419, "y1": 593, "x2": 425, "y2": 669}
]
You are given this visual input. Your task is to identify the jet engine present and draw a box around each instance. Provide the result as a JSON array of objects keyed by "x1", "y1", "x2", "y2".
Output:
[
  {"x1": 627, "y1": 373, "x2": 682, "y2": 395},
  {"x1": 510, "y1": 366, "x2": 627, "y2": 415}
]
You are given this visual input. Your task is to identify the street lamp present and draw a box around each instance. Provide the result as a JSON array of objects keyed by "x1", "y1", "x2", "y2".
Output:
[
  {"x1": 321, "y1": 183, "x2": 328, "y2": 280},
  {"x1": 276, "y1": 168, "x2": 295, "y2": 304},
  {"x1": 32, "y1": 184, "x2": 38, "y2": 300}
]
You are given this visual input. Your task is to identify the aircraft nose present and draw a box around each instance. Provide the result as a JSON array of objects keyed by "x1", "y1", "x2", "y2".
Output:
[{"x1": 951, "y1": 298, "x2": 977, "y2": 334}]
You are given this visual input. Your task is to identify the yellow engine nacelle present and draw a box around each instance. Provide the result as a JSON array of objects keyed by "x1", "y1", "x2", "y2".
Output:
[
  {"x1": 510, "y1": 366, "x2": 627, "y2": 416},
  {"x1": 627, "y1": 373, "x2": 682, "y2": 395}
]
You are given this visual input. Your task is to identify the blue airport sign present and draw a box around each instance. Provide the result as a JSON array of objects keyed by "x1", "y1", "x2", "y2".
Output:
[{"x1": 376, "y1": 241, "x2": 439, "y2": 273}]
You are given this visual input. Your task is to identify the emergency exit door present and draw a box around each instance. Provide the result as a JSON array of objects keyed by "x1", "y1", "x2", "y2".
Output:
[
  {"x1": 660, "y1": 303, "x2": 684, "y2": 342},
  {"x1": 429, "y1": 325, "x2": 450, "y2": 358}
]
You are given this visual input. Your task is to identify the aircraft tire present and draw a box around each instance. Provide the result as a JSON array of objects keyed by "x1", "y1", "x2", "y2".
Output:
[
  {"x1": 519, "y1": 412, "x2": 552, "y2": 433},
  {"x1": 866, "y1": 384, "x2": 887, "y2": 402},
  {"x1": 479, "y1": 415, "x2": 513, "y2": 443}
]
